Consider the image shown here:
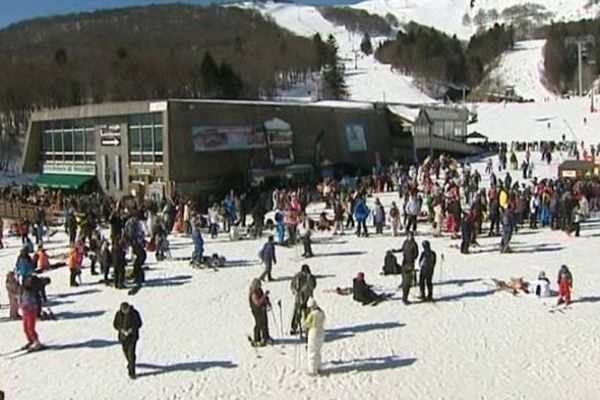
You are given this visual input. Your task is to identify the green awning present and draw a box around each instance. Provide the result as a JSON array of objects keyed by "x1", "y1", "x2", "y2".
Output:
[{"x1": 34, "y1": 174, "x2": 93, "y2": 190}]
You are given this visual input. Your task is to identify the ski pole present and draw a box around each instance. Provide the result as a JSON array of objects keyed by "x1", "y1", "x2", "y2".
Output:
[
  {"x1": 277, "y1": 300, "x2": 284, "y2": 340},
  {"x1": 439, "y1": 253, "x2": 445, "y2": 298}
]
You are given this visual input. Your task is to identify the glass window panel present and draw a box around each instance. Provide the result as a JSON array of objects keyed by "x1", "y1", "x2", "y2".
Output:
[
  {"x1": 85, "y1": 128, "x2": 95, "y2": 152},
  {"x1": 85, "y1": 154, "x2": 95, "y2": 162},
  {"x1": 141, "y1": 114, "x2": 153, "y2": 126},
  {"x1": 53, "y1": 132, "x2": 63, "y2": 152},
  {"x1": 142, "y1": 127, "x2": 153, "y2": 152},
  {"x1": 142, "y1": 153, "x2": 153, "y2": 163},
  {"x1": 74, "y1": 154, "x2": 85, "y2": 162},
  {"x1": 153, "y1": 126, "x2": 163, "y2": 152},
  {"x1": 63, "y1": 131, "x2": 73, "y2": 151},
  {"x1": 130, "y1": 153, "x2": 142, "y2": 163},
  {"x1": 74, "y1": 130, "x2": 84, "y2": 152},
  {"x1": 129, "y1": 115, "x2": 141, "y2": 127},
  {"x1": 43, "y1": 131, "x2": 52, "y2": 152},
  {"x1": 153, "y1": 113, "x2": 162, "y2": 126},
  {"x1": 130, "y1": 128, "x2": 141, "y2": 152},
  {"x1": 154, "y1": 154, "x2": 163, "y2": 163}
]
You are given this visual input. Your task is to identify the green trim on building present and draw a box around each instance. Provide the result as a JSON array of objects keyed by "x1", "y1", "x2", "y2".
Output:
[{"x1": 34, "y1": 174, "x2": 94, "y2": 190}]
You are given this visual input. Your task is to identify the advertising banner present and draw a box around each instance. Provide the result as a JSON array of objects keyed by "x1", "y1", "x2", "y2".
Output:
[
  {"x1": 191, "y1": 126, "x2": 266, "y2": 152},
  {"x1": 345, "y1": 123, "x2": 367, "y2": 152}
]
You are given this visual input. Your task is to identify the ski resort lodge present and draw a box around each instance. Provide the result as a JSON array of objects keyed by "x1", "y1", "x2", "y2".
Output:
[{"x1": 21, "y1": 99, "x2": 480, "y2": 199}]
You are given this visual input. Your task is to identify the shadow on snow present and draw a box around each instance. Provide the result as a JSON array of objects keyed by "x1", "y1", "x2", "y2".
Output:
[
  {"x1": 136, "y1": 360, "x2": 238, "y2": 378},
  {"x1": 325, "y1": 321, "x2": 405, "y2": 343},
  {"x1": 323, "y1": 356, "x2": 417, "y2": 375}
]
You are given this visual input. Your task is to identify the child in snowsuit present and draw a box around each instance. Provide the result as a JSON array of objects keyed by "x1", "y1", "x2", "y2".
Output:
[
  {"x1": 302, "y1": 299, "x2": 325, "y2": 376},
  {"x1": 557, "y1": 265, "x2": 573, "y2": 305},
  {"x1": 20, "y1": 276, "x2": 43, "y2": 350},
  {"x1": 5, "y1": 271, "x2": 20, "y2": 320},
  {"x1": 67, "y1": 243, "x2": 83, "y2": 287}
]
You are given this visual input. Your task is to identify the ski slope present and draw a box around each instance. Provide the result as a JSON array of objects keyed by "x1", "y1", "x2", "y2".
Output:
[
  {"x1": 2, "y1": 154, "x2": 600, "y2": 399},
  {"x1": 241, "y1": 2, "x2": 435, "y2": 104},
  {"x1": 352, "y1": 0, "x2": 600, "y2": 39},
  {"x1": 484, "y1": 40, "x2": 557, "y2": 102}
]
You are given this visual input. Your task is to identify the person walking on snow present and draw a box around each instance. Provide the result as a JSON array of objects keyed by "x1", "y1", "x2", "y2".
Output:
[
  {"x1": 400, "y1": 232, "x2": 419, "y2": 304},
  {"x1": 113, "y1": 302, "x2": 143, "y2": 379},
  {"x1": 259, "y1": 236, "x2": 277, "y2": 282},
  {"x1": 302, "y1": 299, "x2": 325, "y2": 376}
]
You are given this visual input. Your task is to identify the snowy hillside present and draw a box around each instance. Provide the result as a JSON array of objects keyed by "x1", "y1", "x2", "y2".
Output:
[
  {"x1": 482, "y1": 40, "x2": 558, "y2": 102},
  {"x1": 352, "y1": 0, "x2": 600, "y2": 39},
  {"x1": 241, "y1": 2, "x2": 435, "y2": 104}
]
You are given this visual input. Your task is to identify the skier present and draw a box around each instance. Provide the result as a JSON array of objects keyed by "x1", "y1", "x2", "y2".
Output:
[
  {"x1": 20, "y1": 275, "x2": 43, "y2": 351},
  {"x1": 258, "y1": 236, "x2": 277, "y2": 282},
  {"x1": 418, "y1": 240, "x2": 437, "y2": 301},
  {"x1": 248, "y1": 278, "x2": 272, "y2": 346},
  {"x1": 113, "y1": 302, "x2": 143, "y2": 379},
  {"x1": 191, "y1": 219, "x2": 205, "y2": 266},
  {"x1": 400, "y1": 232, "x2": 419, "y2": 304},
  {"x1": 302, "y1": 298, "x2": 325, "y2": 376},
  {"x1": 5, "y1": 271, "x2": 20, "y2": 320},
  {"x1": 556, "y1": 265, "x2": 573, "y2": 306},
  {"x1": 0, "y1": 215, "x2": 4, "y2": 248},
  {"x1": 460, "y1": 211, "x2": 473, "y2": 254},
  {"x1": 290, "y1": 264, "x2": 317, "y2": 335}
]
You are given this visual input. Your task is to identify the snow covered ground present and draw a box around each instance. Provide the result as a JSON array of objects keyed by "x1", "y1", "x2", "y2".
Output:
[
  {"x1": 484, "y1": 40, "x2": 557, "y2": 102},
  {"x1": 470, "y1": 96, "x2": 600, "y2": 144},
  {"x1": 2, "y1": 153, "x2": 600, "y2": 399}
]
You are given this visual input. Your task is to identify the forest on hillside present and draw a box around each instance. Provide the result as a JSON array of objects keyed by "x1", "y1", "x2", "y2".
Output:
[
  {"x1": 375, "y1": 22, "x2": 515, "y2": 89},
  {"x1": 0, "y1": 4, "x2": 325, "y2": 137}
]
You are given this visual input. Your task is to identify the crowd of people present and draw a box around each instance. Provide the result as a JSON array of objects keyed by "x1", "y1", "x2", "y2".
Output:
[{"x1": 0, "y1": 139, "x2": 595, "y2": 377}]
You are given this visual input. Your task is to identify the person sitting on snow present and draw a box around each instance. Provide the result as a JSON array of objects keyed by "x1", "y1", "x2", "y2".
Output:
[
  {"x1": 382, "y1": 250, "x2": 401, "y2": 275},
  {"x1": 352, "y1": 272, "x2": 383, "y2": 305},
  {"x1": 530, "y1": 271, "x2": 551, "y2": 298}
]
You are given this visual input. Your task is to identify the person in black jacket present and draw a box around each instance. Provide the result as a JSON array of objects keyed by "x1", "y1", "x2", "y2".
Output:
[
  {"x1": 382, "y1": 250, "x2": 401, "y2": 275},
  {"x1": 418, "y1": 240, "x2": 437, "y2": 301},
  {"x1": 400, "y1": 232, "x2": 419, "y2": 304},
  {"x1": 100, "y1": 240, "x2": 112, "y2": 283},
  {"x1": 249, "y1": 278, "x2": 272, "y2": 346},
  {"x1": 113, "y1": 302, "x2": 143, "y2": 379},
  {"x1": 352, "y1": 272, "x2": 382, "y2": 305},
  {"x1": 112, "y1": 237, "x2": 127, "y2": 289},
  {"x1": 290, "y1": 264, "x2": 317, "y2": 335}
]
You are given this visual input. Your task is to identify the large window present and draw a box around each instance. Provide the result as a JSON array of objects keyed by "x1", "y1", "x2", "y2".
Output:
[
  {"x1": 128, "y1": 113, "x2": 163, "y2": 164},
  {"x1": 42, "y1": 119, "x2": 95, "y2": 164}
]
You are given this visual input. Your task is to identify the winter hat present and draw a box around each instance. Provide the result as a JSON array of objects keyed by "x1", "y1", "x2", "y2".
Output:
[
  {"x1": 355, "y1": 272, "x2": 365, "y2": 280},
  {"x1": 538, "y1": 271, "x2": 546, "y2": 280},
  {"x1": 307, "y1": 298, "x2": 318, "y2": 309}
]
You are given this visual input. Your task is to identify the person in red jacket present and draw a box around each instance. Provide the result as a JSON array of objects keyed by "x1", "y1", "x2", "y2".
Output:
[
  {"x1": 557, "y1": 265, "x2": 573, "y2": 306},
  {"x1": 20, "y1": 275, "x2": 43, "y2": 350},
  {"x1": 35, "y1": 245, "x2": 50, "y2": 272}
]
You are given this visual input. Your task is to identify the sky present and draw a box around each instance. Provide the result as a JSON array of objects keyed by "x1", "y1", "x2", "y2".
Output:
[{"x1": 0, "y1": 0, "x2": 361, "y2": 28}]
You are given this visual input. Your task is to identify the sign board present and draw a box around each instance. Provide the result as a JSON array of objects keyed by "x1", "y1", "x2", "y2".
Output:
[
  {"x1": 149, "y1": 182, "x2": 164, "y2": 202},
  {"x1": 149, "y1": 101, "x2": 167, "y2": 112},
  {"x1": 100, "y1": 124, "x2": 122, "y2": 146},
  {"x1": 43, "y1": 164, "x2": 96, "y2": 176},
  {"x1": 191, "y1": 126, "x2": 266, "y2": 152},
  {"x1": 561, "y1": 170, "x2": 577, "y2": 178},
  {"x1": 132, "y1": 167, "x2": 153, "y2": 176}
]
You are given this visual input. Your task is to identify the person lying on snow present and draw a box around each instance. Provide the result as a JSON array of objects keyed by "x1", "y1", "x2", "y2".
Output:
[
  {"x1": 352, "y1": 272, "x2": 384, "y2": 305},
  {"x1": 491, "y1": 277, "x2": 529, "y2": 295}
]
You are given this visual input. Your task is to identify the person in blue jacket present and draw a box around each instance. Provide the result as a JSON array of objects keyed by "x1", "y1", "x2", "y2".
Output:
[
  {"x1": 274, "y1": 209, "x2": 285, "y2": 244},
  {"x1": 15, "y1": 247, "x2": 34, "y2": 283},
  {"x1": 353, "y1": 194, "x2": 370, "y2": 237}
]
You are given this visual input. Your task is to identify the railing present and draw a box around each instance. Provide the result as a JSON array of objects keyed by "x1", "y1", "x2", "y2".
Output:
[{"x1": 0, "y1": 201, "x2": 60, "y2": 225}]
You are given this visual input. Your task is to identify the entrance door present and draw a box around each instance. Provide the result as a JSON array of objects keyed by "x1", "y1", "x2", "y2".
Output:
[{"x1": 100, "y1": 154, "x2": 123, "y2": 194}]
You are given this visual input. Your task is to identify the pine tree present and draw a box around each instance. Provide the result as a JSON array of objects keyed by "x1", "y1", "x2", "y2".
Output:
[
  {"x1": 360, "y1": 33, "x2": 373, "y2": 56},
  {"x1": 218, "y1": 62, "x2": 244, "y2": 98},
  {"x1": 200, "y1": 51, "x2": 219, "y2": 97},
  {"x1": 321, "y1": 35, "x2": 347, "y2": 99}
]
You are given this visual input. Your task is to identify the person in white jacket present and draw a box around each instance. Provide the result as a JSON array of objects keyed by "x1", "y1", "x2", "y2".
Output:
[
  {"x1": 530, "y1": 271, "x2": 551, "y2": 298},
  {"x1": 302, "y1": 298, "x2": 325, "y2": 376}
]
